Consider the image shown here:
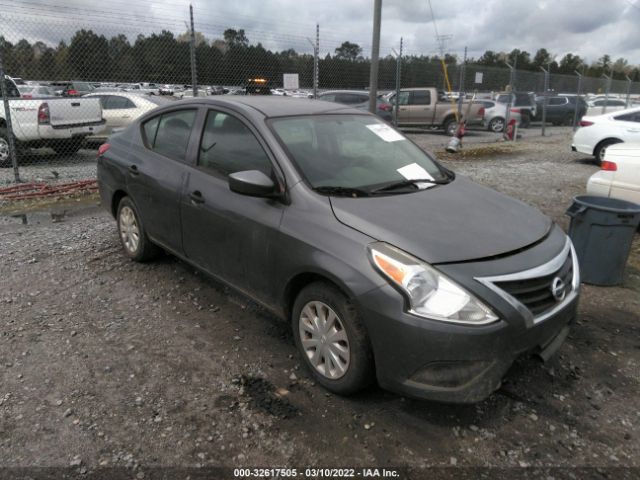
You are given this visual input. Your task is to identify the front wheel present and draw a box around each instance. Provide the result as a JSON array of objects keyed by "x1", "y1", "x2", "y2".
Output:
[
  {"x1": 292, "y1": 282, "x2": 374, "y2": 395},
  {"x1": 116, "y1": 197, "x2": 161, "y2": 262}
]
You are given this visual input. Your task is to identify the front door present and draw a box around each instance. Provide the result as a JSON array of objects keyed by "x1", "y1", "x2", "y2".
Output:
[{"x1": 181, "y1": 109, "x2": 285, "y2": 304}]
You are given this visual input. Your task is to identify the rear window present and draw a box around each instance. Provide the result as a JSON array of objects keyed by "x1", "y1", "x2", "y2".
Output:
[{"x1": 142, "y1": 109, "x2": 197, "y2": 161}]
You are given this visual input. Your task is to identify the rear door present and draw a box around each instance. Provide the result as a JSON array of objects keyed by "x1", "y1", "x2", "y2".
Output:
[
  {"x1": 181, "y1": 108, "x2": 285, "y2": 303},
  {"x1": 613, "y1": 111, "x2": 640, "y2": 142},
  {"x1": 408, "y1": 90, "x2": 433, "y2": 124},
  {"x1": 126, "y1": 107, "x2": 199, "y2": 253},
  {"x1": 99, "y1": 95, "x2": 139, "y2": 135},
  {"x1": 546, "y1": 96, "x2": 568, "y2": 122}
]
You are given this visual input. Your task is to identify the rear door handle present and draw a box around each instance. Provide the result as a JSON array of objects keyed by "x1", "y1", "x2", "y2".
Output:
[
  {"x1": 128, "y1": 165, "x2": 139, "y2": 175},
  {"x1": 189, "y1": 190, "x2": 205, "y2": 204}
]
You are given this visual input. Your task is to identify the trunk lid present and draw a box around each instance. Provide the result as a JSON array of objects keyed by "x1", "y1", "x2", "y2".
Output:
[{"x1": 47, "y1": 98, "x2": 103, "y2": 127}]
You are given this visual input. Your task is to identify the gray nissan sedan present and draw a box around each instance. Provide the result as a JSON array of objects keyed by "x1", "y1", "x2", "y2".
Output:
[{"x1": 97, "y1": 97, "x2": 580, "y2": 403}]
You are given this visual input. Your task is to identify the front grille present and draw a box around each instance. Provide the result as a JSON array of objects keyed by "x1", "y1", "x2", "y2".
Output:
[{"x1": 494, "y1": 253, "x2": 573, "y2": 316}]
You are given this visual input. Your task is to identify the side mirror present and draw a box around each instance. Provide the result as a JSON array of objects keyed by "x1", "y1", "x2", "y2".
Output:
[{"x1": 228, "y1": 170, "x2": 278, "y2": 198}]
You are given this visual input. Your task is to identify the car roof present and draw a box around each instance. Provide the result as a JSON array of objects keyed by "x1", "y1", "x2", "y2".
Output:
[
  {"x1": 319, "y1": 90, "x2": 368, "y2": 95},
  {"x1": 173, "y1": 96, "x2": 363, "y2": 118}
]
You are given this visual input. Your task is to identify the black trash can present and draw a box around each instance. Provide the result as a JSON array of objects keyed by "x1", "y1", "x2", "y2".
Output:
[{"x1": 566, "y1": 195, "x2": 640, "y2": 286}]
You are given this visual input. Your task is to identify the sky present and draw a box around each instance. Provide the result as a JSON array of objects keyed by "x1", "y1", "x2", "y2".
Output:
[{"x1": 2, "y1": 0, "x2": 640, "y2": 64}]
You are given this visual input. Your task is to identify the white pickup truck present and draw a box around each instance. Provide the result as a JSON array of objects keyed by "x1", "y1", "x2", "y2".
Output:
[{"x1": 0, "y1": 76, "x2": 106, "y2": 166}]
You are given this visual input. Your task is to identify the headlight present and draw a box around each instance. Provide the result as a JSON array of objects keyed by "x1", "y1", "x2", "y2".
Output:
[{"x1": 368, "y1": 242, "x2": 499, "y2": 325}]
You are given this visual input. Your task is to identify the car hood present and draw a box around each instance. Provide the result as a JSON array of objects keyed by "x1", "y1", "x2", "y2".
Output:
[{"x1": 330, "y1": 176, "x2": 552, "y2": 264}]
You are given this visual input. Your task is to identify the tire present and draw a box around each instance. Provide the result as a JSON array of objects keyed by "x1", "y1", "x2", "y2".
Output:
[
  {"x1": 594, "y1": 139, "x2": 623, "y2": 165},
  {"x1": 488, "y1": 117, "x2": 505, "y2": 133},
  {"x1": 0, "y1": 128, "x2": 12, "y2": 168},
  {"x1": 116, "y1": 197, "x2": 161, "y2": 262},
  {"x1": 520, "y1": 112, "x2": 531, "y2": 128},
  {"x1": 563, "y1": 113, "x2": 575, "y2": 126},
  {"x1": 443, "y1": 117, "x2": 457, "y2": 136},
  {"x1": 52, "y1": 139, "x2": 84, "y2": 155},
  {"x1": 292, "y1": 282, "x2": 374, "y2": 395}
]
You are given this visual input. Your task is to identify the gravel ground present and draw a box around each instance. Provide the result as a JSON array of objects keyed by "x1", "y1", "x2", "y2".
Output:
[{"x1": 1, "y1": 127, "x2": 639, "y2": 479}]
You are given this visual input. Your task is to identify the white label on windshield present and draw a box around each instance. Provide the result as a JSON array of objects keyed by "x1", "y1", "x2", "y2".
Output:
[
  {"x1": 366, "y1": 123, "x2": 405, "y2": 142},
  {"x1": 397, "y1": 163, "x2": 434, "y2": 181}
]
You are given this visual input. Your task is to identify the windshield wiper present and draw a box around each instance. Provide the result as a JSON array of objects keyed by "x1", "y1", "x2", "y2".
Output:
[
  {"x1": 313, "y1": 186, "x2": 371, "y2": 197},
  {"x1": 369, "y1": 177, "x2": 451, "y2": 194}
]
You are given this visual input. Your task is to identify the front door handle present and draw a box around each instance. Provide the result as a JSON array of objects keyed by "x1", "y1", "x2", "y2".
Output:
[
  {"x1": 189, "y1": 190, "x2": 205, "y2": 204},
  {"x1": 128, "y1": 165, "x2": 139, "y2": 175}
]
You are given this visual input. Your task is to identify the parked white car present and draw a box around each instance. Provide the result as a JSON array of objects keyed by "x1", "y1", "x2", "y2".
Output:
[
  {"x1": 587, "y1": 143, "x2": 640, "y2": 204},
  {"x1": 572, "y1": 107, "x2": 640, "y2": 163},
  {"x1": 83, "y1": 92, "x2": 166, "y2": 142},
  {"x1": 585, "y1": 98, "x2": 630, "y2": 117},
  {"x1": 477, "y1": 100, "x2": 522, "y2": 132}
]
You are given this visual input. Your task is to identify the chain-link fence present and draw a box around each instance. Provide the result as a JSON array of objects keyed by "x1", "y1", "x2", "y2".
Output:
[{"x1": 2, "y1": 5, "x2": 640, "y2": 205}]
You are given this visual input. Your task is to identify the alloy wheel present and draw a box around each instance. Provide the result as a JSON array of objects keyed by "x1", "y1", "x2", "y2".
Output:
[
  {"x1": 298, "y1": 301, "x2": 350, "y2": 380},
  {"x1": 119, "y1": 206, "x2": 140, "y2": 254},
  {"x1": 0, "y1": 138, "x2": 9, "y2": 163}
]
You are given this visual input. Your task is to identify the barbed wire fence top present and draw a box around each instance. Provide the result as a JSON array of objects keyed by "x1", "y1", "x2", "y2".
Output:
[{"x1": 1, "y1": 3, "x2": 640, "y2": 203}]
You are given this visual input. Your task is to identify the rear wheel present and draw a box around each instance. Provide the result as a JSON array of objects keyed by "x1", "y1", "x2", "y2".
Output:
[
  {"x1": 488, "y1": 117, "x2": 505, "y2": 132},
  {"x1": 0, "y1": 128, "x2": 11, "y2": 168},
  {"x1": 116, "y1": 197, "x2": 161, "y2": 262},
  {"x1": 594, "y1": 139, "x2": 623, "y2": 165},
  {"x1": 443, "y1": 117, "x2": 457, "y2": 136},
  {"x1": 292, "y1": 282, "x2": 374, "y2": 395},
  {"x1": 563, "y1": 113, "x2": 576, "y2": 126}
]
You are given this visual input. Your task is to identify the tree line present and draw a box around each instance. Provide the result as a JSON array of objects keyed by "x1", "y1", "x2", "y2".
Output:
[{"x1": 0, "y1": 29, "x2": 638, "y2": 92}]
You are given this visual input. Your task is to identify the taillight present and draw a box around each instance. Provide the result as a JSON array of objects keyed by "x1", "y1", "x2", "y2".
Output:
[
  {"x1": 22, "y1": 94, "x2": 33, "y2": 99},
  {"x1": 97, "y1": 143, "x2": 111, "y2": 157},
  {"x1": 379, "y1": 103, "x2": 392, "y2": 112},
  {"x1": 510, "y1": 108, "x2": 521, "y2": 113},
  {"x1": 579, "y1": 120, "x2": 593, "y2": 127},
  {"x1": 601, "y1": 160, "x2": 617, "y2": 171},
  {"x1": 38, "y1": 103, "x2": 50, "y2": 125},
  {"x1": 67, "y1": 89, "x2": 78, "y2": 96},
  {"x1": 478, "y1": 107, "x2": 485, "y2": 117}
]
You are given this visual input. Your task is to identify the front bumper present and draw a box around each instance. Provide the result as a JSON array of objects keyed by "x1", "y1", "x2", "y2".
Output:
[{"x1": 356, "y1": 228, "x2": 580, "y2": 403}]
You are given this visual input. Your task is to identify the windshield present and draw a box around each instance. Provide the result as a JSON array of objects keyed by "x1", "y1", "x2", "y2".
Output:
[{"x1": 270, "y1": 115, "x2": 448, "y2": 190}]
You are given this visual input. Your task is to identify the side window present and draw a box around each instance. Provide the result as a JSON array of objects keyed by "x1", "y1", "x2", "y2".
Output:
[
  {"x1": 319, "y1": 93, "x2": 336, "y2": 102},
  {"x1": 411, "y1": 90, "x2": 431, "y2": 105},
  {"x1": 198, "y1": 110, "x2": 272, "y2": 177},
  {"x1": 397, "y1": 91, "x2": 410, "y2": 105},
  {"x1": 548, "y1": 97, "x2": 565, "y2": 106},
  {"x1": 143, "y1": 109, "x2": 196, "y2": 161},
  {"x1": 105, "y1": 96, "x2": 136, "y2": 109},
  {"x1": 615, "y1": 112, "x2": 640, "y2": 122},
  {"x1": 143, "y1": 116, "x2": 160, "y2": 147},
  {"x1": 594, "y1": 100, "x2": 604, "y2": 106}
]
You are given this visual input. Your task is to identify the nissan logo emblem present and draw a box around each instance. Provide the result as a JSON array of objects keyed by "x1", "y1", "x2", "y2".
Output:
[{"x1": 551, "y1": 277, "x2": 566, "y2": 301}]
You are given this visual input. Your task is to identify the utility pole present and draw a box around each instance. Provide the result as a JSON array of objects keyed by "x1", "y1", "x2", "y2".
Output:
[
  {"x1": 189, "y1": 4, "x2": 198, "y2": 97},
  {"x1": 540, "y1": 66, "x2": 549, "y2": 136},
  {"x1": 306, "y1": 25, "x2": 319, "y2": 98},
  {"x1": 392, "y1": 37, "x2": 403, "y2": 127},
  {"x1": 368, "y1": 0, "x2": 382, "y2": 114},
  {"x1": 457, "y1": 46, "x2": 467, "y2": 117},
  {"x1": 573, "y1": 70, "x2": 583, "y2": 131}
]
